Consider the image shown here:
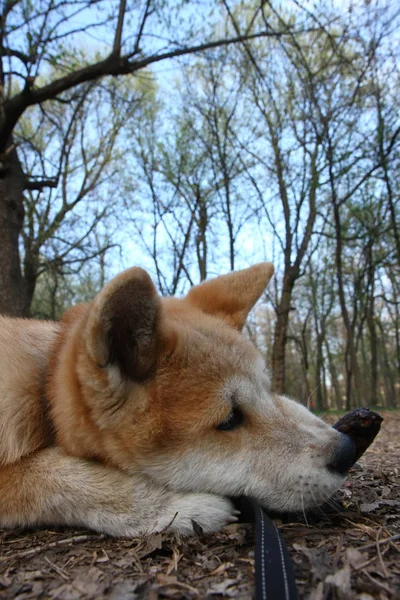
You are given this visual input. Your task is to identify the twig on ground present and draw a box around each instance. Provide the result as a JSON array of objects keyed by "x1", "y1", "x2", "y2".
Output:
[
  {"x1": 376, "y1": 528, "x2": 389, "y2": 578},
  {"x1": 0, "y1": 533, "x2": 105, "y2": 563},
  {"x1": 364, "y1": 571, "x2": 393, "y2": 594},
  {"x1": 44, "y1": 555, "x2": 71, "y2": 580},
  {"x1": 357, "y1": 533, "x2": 400, "y2": 551}
]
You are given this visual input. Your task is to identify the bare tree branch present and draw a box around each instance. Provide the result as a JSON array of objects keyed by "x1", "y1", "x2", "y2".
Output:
[
  {"x1": 2, "y1": 27, "x2": 320, "y2": 151},
  {"x1": 112, "y1": 0, "x2": 127, "y2": 56}
]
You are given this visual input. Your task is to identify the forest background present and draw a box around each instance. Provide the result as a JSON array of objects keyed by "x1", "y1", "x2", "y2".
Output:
[{"x1": 1, "y1": 0, "x2": 399, "y2": 412}]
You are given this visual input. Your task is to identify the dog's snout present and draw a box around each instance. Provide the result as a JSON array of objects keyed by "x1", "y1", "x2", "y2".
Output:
[{"x1": 328, "y1": 432, "x2": 356, "y2": 474}]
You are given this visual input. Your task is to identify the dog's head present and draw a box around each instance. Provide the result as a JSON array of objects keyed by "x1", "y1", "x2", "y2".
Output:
[{"x1": 50, "y1": 264, "x2": 354, "y2": 512}]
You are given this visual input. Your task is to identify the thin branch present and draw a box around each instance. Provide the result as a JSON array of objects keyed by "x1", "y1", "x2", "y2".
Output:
[
  {"x1": 25, "y1": 176, "x2": 58, "y2": 190},
  {"x1": 112, "y1": 0, "x2": 127, "y2": 56},
  {"x1": 1, "y1": 47, "x2": 36, "y2": 65}
]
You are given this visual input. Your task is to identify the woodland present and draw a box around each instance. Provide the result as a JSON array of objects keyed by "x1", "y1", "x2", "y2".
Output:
[
  {"x1": 1, "y1": 3, "x2": 400, "y2": 599},
  {"x1": 0, "y1": 0, "x2": 399, "y2": 412}
]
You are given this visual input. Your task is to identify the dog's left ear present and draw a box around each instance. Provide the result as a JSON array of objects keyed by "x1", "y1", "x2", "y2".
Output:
[
  {"x1": 86, "y1": 267, "x2": 163, "y2": 381},
  {"x1": 186, "y1": 262, "x2": 274, "y2": 330}
]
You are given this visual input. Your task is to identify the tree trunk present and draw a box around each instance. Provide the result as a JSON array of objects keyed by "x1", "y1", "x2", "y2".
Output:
[
  {"x1": 300, "y1": 325, "x2": 311, "y2": 406},
  {"x1": 0, "y1": 146, "x2": 28, "y2": 316},
  {"x1": 272, "y1": 271, "x2": 295, "y2": 393},
  {"x1": 315, "y1": 332, "x2": 325, "y2": 411},
  {"x1": 332, "y1": 200, "x2": 361, "y2": 409},
  {"x1": 377, "y1": 320, "x2": 397, "y2": 407},
  {"x1": 195, "y1": 198, "x2": 208, "y2": 281},
  {"x1": 325, "y1": 337, "x2": 343, "y2": 409},
  {"x1": 367, "y1": 274, "x2": 378, "y2": 407}
]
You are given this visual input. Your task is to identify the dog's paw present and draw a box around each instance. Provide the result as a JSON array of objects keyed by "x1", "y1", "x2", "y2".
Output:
[{"x1": 158, "y1": 493, "x2": 237, "y2": 536}]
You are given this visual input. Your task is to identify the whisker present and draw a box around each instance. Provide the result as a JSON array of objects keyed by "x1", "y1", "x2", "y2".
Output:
[
  {"x1": 301, "y1": 492, "x2": 309, "y2": 526},
  {"x1": 322, "y1": 493, "x2": 343, "y2": 514},
  {"x1": 310, "y1": 488, "x2": 331, "y2": 521}
]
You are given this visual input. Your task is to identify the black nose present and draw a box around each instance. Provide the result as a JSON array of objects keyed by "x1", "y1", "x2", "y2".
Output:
[{"x1": 328, "y1": 432, "x2": 356, "y2": 474}]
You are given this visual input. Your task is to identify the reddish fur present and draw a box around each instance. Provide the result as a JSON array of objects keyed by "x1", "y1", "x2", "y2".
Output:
[
  {"x1": 187, "y1": 263, "x2": 274, "y2": 329},
  {"x1": 0, "y1": 263, "x2": 276, "y2": 529},
  {"x1": 43, "y1": 273, "x2": 270, "y2": 468}
]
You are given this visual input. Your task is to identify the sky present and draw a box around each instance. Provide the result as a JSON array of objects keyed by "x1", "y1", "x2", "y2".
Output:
[{"x1": 7, "y1": 0, "x2": 400, "y2": 295}]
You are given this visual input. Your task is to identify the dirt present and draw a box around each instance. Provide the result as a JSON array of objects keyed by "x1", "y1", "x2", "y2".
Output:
[{"x1": 0, "y1": 410, "x2": 399, "y2": 599}]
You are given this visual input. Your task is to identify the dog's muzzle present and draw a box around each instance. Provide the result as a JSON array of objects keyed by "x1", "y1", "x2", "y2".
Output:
[{"x1": 328, "y1": 432, "x2": 356, "y2": 474}]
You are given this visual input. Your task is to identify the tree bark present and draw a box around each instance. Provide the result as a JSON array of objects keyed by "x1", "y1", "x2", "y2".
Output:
[
  {"x1": 315, "y1": 332, "x2": 325, "y2": 410},
  {"x1": 272, "y1": 270, "x2": 295, "y2": 393},
  {"x1": 331, "y1": 183, "x2": 361, "y2": 410},
  {"x1": 377, "y1": 319, "x2": 397, "y2": 407},
  {"x1": 196, "y1": 198, "x2": 208, "y2": 282},
  {"x1": 366, "y1": 246, "x2": 378, "y2": 406},
  {"x1": 0, "y1": 146, "x2": 29, "y2": 316},
  {"x1": 325, "y1": 337, "x2": 343, "y2": 409}
]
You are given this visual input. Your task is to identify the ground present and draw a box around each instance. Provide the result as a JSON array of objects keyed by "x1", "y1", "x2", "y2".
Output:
[{"x1": 0, "y1": 411, "x2": 399, "y2": 600}]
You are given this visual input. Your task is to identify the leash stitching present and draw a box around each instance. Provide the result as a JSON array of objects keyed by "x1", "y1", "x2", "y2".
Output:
[
  {"x1": 259, "y1": 506, "x2": 267, "y2": 600},
  {"x1": 273, "y1": 521, "x2": 290, "y2": 600}
]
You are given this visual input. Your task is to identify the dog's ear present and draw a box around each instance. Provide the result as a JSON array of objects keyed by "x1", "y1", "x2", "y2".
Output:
[
  {"x1": 186, "y1": 262, "x2": 274, "y2": 330},
  {"x1": 86, "y1": 267, "x2": 163, "y2": 381}
]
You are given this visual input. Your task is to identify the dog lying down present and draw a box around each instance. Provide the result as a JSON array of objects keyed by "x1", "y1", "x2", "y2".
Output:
[{"x1": 0, "y1": 263, "x2": 355, "y2": 537}]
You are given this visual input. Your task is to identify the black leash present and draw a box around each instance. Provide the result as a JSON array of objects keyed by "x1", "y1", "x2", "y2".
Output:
[
  {"x1": 254, "y1": 504, "x2": 298, "y2": 600},
  {"x1": 234, "y1": 497, "x2": 298, "y2": 600}
]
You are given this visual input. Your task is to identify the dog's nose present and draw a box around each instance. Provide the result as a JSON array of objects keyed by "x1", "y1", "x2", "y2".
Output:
[{"x1": 328, "y1": 432, "x2": 356, "y2": 474}]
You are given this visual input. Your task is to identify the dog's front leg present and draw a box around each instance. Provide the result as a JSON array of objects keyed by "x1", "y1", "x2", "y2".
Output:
[{"x1": 0, "y1": 447, "x2": 236, "y2": 537}]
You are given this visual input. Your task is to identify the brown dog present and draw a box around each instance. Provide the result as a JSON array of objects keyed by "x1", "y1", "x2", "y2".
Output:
[{"x1": 0, "y1": 264, "x2": 354, "y2": 536}]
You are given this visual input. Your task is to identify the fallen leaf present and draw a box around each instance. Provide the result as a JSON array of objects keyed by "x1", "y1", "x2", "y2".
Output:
[
  {"x1": 206, "y1": 578, "x2": 239, "y2": 596},
  {"x1": 325, "y1": 564, "x2": 351, "y2": 600},
  {"x1": 108, "y1": 580, "x2": 140, "y2": 600},
  {"x1": 359, "y1": 502, "x2": 381, "y2": 513},
  {"x1": 0, "y1": 571, "x2": 12, "y2": 588},
  {"x1": 309, "y1": 581, "x2": 324, "y2": 600},
  {"x1": 346, "y1": 548, "x2": 367, "y2": 569},
  {"x1": 210, "y1": 562, "x2": 233, "y2": 576}
]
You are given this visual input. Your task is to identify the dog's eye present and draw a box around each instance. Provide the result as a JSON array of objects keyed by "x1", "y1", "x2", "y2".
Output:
[{"x1": 217, "y1": 407, "x2": 244, "y2": 431}]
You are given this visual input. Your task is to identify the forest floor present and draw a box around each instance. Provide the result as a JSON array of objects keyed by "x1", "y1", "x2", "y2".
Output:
[{"x1": 0, "y1": 410, "x2": 399, "y2": 600}]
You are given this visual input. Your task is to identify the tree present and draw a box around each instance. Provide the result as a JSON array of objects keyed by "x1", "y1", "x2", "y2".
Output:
[
  {"x1": 30, "y1": 234, "x2": 109, "y2": 319},
  {"x1": 315, "y1": 5, "x2": 400, "y2": 407},
  {"x1": 124, "y1": 1, "x2": 400, "y2": 407},
  {"x1": 0, "y1": 0, "x2": 306, "y2": 315},
  {"x1": 233, "y1": 29, "x2": 324, "y2": 394},
  {"x1": 126, "y1": 97, "x2": 213, "y2": 294},
  {"x1": 181, "y1": 49, "x2": 255, "y2": 273},
  {"x1": 240, "y1": 0, "x2": 400, "y2": 402},
  {"x1": 14, "y1": 75, "x2": 141, "y2": 313},
  {"x1": 125, "y1": 46, "x2": 257, "y2": 292}
]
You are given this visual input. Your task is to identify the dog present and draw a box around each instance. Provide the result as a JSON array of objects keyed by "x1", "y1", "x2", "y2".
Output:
[{"x1": 0, "y1": 263, "x2": 355, "y2": 537}]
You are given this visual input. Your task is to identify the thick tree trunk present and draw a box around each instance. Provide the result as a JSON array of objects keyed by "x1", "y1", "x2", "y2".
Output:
[{"x1": 0, "y1": 146, "x2": 28, "y2": 316}]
